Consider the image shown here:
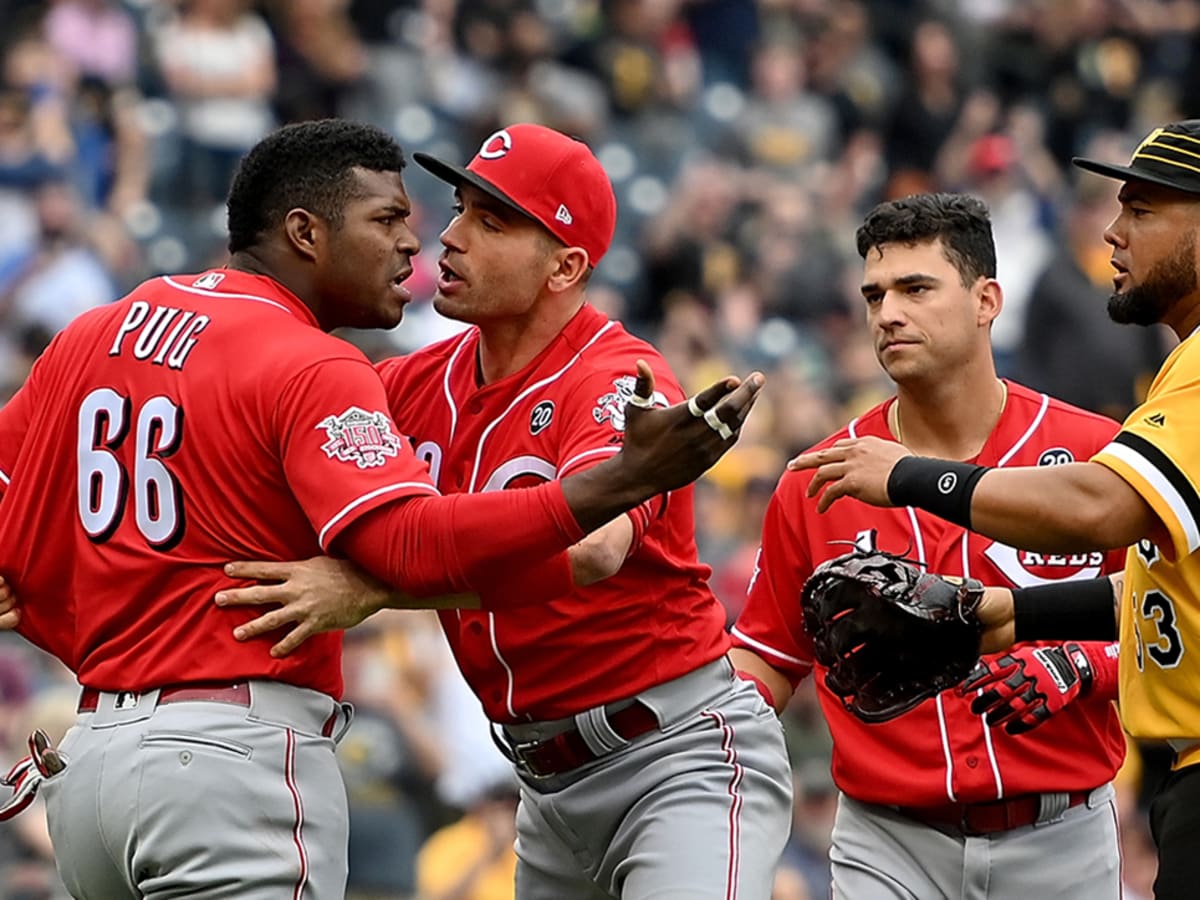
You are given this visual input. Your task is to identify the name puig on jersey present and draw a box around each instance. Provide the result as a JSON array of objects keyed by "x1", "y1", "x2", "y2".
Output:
[{"x1": 108, "y1": 301, "x2": 210, "y2": 370}]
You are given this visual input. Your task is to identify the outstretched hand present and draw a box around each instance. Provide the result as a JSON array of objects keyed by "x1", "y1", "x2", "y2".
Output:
[
  {"x1": 787, "y1": 436, "x2": 911, "y2": 513},
  {"x1": 619, "y1": 359, "x2": 765, "y2": 495}
]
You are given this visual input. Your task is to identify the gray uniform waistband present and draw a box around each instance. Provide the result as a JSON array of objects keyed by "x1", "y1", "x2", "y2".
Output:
[
  {"x1": 78, "y1": 679, "x2": 353, "y2": 740},
  {"x1": 502, "y1": 655, "x2": 734, "y2": 744}
]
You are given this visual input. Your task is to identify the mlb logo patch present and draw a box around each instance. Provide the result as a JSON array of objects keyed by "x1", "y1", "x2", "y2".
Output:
[{"x1": 193, "y1": 272, "x2": 225, "y2": 290}]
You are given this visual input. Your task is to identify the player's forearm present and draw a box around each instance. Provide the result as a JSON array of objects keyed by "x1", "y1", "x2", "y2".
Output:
[
  {"x1": 728, "y1": 648, "x2": 793, "y2": 714},
  {"x1": 969, "y1": 463, "x2": 1150, "y2": 552},
  {"x1": 340, "y1": 484, "x2": 581, "y2": 599},
  {"x1": 561, "y1": 458, "x2": 659, "y2": 535},
  {"x1": 892, "y1": 458, "x2": 1153, "y2": 552},
  {"x1": 569, "y1": 515, "x2": 635, "y2": 586},
  {"x1": 977, "y1": 576, "x2": 1120, "y2": 654}
]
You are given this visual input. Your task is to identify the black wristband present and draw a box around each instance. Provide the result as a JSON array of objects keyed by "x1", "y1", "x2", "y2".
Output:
[
  {"x1": 1012, "y1": 578, "x2": 1118, "y2": 643},
  {"x1": 886, "y1": 457, "x2": 990, "y2": 529}
]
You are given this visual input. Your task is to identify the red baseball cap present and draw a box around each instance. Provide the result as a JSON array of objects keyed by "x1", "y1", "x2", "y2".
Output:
[{"x1": 414, "y1": 124, "x2": 617, "y2": 266}]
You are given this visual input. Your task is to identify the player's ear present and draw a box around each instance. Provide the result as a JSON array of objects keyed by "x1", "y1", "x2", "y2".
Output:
[
  {"x1": 976, "y1": 277, "x2": 1003, "y2": 327},
  {"x1": 283, "y1": 208, "x2": 322, "y2": 263},
  {"x1": 545, "y1": 246, "x2": 590, "y2": 294}
]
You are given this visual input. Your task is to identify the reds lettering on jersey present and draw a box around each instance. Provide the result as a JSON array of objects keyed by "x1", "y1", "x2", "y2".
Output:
[
  {"x1": 732, "y1": 382, "x2": 1127, "y2": 806},
  {"x1": 378, "y1": 304, "x2": 728, "y2": 722},
  {"x1": 0, "y1": 270, "x2": 438, "y2": 698}
]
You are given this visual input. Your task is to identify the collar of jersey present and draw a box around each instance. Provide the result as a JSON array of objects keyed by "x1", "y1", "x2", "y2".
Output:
[{"x1": 181, "y1": 269, "x2": 321, "y2": 329}]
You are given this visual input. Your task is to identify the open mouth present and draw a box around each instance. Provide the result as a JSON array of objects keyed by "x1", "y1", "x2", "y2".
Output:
[{"x1": 438, "y1": 259, "x2": 465, "y2": 291}]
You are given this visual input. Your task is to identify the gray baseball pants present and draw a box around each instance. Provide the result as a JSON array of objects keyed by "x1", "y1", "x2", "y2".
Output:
[
  {"x1": 41, "y1": 680, "x2": 353, "y2": 899},
  {"x1": 830, "y1": 784, "x2": 1121, "y2": 899},
  {"x1": 505, "y1": 656, "x2": 794, "y2": 900}
]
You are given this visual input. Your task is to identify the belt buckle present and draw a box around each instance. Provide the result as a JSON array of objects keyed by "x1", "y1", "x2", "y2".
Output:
[
  {"x1": 510, "y1": 739, "x2": 555, "y2": 780},
  {"x1": 959, "y1": 807, "x2": 981, "y2": 837}
]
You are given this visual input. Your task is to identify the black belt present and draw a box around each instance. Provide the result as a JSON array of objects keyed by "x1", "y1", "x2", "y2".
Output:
[{"x1": 504, "y1": 703, "x2": 660, "y2": 777}]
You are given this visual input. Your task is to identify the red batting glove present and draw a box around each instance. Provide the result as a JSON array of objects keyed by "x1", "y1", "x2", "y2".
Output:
[
  {"x1": 0, "y1": 729, "x2": 66, "y2": 821},
  {"x1": 958, "y1": 643, "x2": 1094, "y2": 735}
]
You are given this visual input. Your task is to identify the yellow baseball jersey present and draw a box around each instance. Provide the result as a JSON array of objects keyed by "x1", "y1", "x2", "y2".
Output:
[{"x1": 1092, "y1": 331, "x2": 1200, "y2": 753}]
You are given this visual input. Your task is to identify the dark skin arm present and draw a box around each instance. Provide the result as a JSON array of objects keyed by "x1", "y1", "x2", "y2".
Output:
[
  {"x1": 790, "y1": 436, "x2": 1159, "y2": 553},
  {"x1": 216, "y1": 362, "x2": 765, "y2": 655}
]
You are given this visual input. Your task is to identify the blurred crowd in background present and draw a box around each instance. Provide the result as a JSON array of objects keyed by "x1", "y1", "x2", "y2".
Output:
[{"x1": 0, "y1": 0, "x2": 1189, "y2": 897}]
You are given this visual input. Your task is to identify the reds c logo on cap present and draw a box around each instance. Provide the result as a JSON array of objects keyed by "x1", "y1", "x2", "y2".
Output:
[{"x1": 478, "y1": 130, "x2": 513, "y2": 160}]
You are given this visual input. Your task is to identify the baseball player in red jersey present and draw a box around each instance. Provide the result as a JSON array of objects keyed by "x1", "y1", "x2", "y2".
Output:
[
  {"x1": 221, "y1": 124, "x2": 794, "y2": 900},
  {"x1": 731, "y1": 194, "x2": 1126, "y2": 899},
  {"x1": 0, "y1": 120, "x2": 762, "y2": 900}
]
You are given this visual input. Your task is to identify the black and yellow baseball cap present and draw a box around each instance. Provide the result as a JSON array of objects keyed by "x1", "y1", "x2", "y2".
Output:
[{"x1": 1073, "y1": 120, "x2": 1200, "y2": 195}]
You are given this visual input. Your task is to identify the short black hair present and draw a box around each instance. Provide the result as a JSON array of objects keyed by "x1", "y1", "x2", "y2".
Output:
[
  {"x1": 226, "y1": 119, "x2": 407, "y2": 253},
  {"x1": 855, "y1": 193, "x2": 996, "y2": 287}
]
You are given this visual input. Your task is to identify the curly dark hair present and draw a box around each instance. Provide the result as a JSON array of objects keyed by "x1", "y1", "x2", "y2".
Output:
[
  {"x1": 855, "y1": 193, "x2": 996, "y2": 287},
  {"x1": 226, "y1": 119, "x2": 407, "y2": 253}
]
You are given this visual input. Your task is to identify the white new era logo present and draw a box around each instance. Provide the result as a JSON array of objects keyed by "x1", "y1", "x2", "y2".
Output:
[{"x1": 555, "y1": 204, "x2": 573, "y2": 225}]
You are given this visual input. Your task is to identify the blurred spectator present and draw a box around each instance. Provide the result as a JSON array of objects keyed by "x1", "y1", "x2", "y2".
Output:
[
  {"x1": 733, "y1": 34, "x2": 839, "y2": 175},
  {"x1": 0, "y1": 645, "x2": 72, "y2": 900},
  {"x1": 771, "y1": 864, "x2": 813, "y2": 900},
  {"x1": 0, "y1": 178, "x2": 116, "y2": 336},
  {"x1": 69, "y1": 76, "x2": 149, "y2": 219},
  {"x1": 264, "y1": 0, "x2": 368, "y2": 123},
  {"x1": 339, "y1": 616, "x2": 446, "y2": 900},
  {"x1": 416, "y1": 777, "x2": 519, "y2": 900},
  {"x1": 778, "y1": 757, "x2": 838, "y2": 900},
  {"x1": 883, "y1": 16, "x2": 966, "y2": 194},
  {"x1": 569, "y1": 0, "x2": 696, "y2": 120},
  {"x1": 43, "y1": 0, "x2": 138, "y2": 87},
  {"x1": 152, "y1": 0, "x2": 277, "y2": 209},
  {"x1": 1017, "y1": 169, "x2": 1168, "y2": 419}
]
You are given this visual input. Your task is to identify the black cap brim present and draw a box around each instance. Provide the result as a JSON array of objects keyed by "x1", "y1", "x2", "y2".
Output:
[
  {"x1": 412, "y1": 152, "x2": 537, "y2": 221},
  {"x1": 1072, "y1": 156, "x2": 1200, "y2": 195}
]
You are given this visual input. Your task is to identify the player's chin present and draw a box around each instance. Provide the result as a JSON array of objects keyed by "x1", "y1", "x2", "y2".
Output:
[
  {"x1": 366, "y1": 302, "x2": 405, "y2": 330},
  {"x1": 432, "y1": 293, "x2": 473, "y2": 324}
]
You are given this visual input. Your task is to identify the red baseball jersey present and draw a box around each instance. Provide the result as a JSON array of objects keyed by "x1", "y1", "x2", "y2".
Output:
[
  {"x1": 0, "y1": 269, "x2": 438, "y2": 698},
  {"x1": 732, "y1": 381, "x2": 1127, "y2": 806},
  {"x1": 378, "y1": 304, "x2": 729, "y2": 722}
]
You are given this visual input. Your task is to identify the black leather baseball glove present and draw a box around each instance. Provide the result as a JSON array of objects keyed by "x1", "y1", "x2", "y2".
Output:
[{"x1": 801, "y1": 545, "x2": 985, "y2": 723}]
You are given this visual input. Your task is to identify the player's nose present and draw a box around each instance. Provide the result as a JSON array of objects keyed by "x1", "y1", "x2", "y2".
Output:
[
  {"x1": 439, "y1": 215, "x2": 467, "y2": 251},
  {"x1": 875, "y1": 290, "x2": 908, "y2": 325},
  {"x1": 397, "y1": 226, "x2": 421, "y2": 257}
]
